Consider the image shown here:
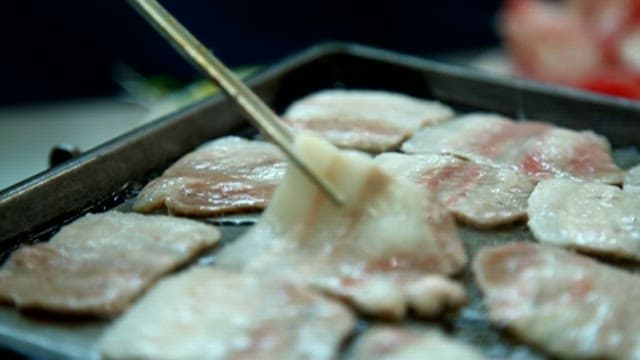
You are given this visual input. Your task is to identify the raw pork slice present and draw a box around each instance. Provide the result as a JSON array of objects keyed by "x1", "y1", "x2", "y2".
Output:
[
  {"x1": 376, "y1": 153, "x2": 536, "y2": 228},
  {"x1": 350, "y1": 326, "x2": 486, "y2": 360},
  {"x1": 218, "y1": 134, "x2": 467, "y2": 320},
  {"x1": 625, "y1": 164, "x2": 640, "y2": 192},
  {"x1": 500, "y1": 0, "x2": 640, "y2": 99},
  {"x1": 501, "y1": 0, "x2": 603, "y2": 85},
  {"x1": 401, "y1": 113, "x2": 546, "y2": 158},
  {"x1": 100, "y1": 267, "x2": 354, "y2": 360},
  {"x1": 133, "y1": 136, "x2": 286, "y2": 216},
  {"x1": 282, "y1": 89, "x2": 454, "y2": 153},
  {"x1": 401, "y1": 113, "x2": 623, "y2": 183},
  {"x1": 474, "y1": 242, "x2": 640, "y2": 359},
  {"x1": 528, "y1": 178, "x2": 640, "y2": 260},
  {"x1": 0, "y1": 212, "x2": 220, "y2": 317}
]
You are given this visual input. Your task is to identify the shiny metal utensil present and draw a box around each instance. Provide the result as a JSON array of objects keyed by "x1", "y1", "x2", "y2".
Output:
[{"x1": 128, "y1": 0, "x2": 345, "y2": 206}]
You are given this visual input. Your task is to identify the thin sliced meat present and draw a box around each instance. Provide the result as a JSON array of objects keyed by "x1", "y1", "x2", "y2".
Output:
[
  {"x1": 533, "y1": 127, "x2": 623, "y2": 183},
  {"x1": 218, "y1": 134, "x2": 467, "y2": 320},
  {"x1": 282, "y1": 89, "x2": 454, "y2": 153},
  {"x1": 474, "y1": 242, "x2": 640, "y2": 359},
  {"x1": 0, "y1": 212, "x2": 220, "y2": 317},
  {"x1": 100, "y1": 267, "x2": 355, "y2": 360},
  {"x1": 401, "y1": 113, "x2": 547, "y2": 159},
  {"x1": 625, "y1": 164, "x2": 640, "y2": 191},
  {"x1": 527, "y1": 178, "x2": 640, "y2": 260},
  {"x1": 376, "y1": 153, "x2": 536, "y2": 228},
  {"x1": 401, "y1": 113, "x2": 623, "y2": 183},
  {"x1": 133, "y1": 136, "x2": 286, "y2": 216},
  {"x1": 350, "y1": 326, "x2": 486, "y2": 360}
]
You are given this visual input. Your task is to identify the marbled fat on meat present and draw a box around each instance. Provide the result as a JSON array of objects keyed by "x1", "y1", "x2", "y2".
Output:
[
  {"x1": 401, "y1": 113, "x2": 623, "y2": 183},
  {"x1": 528, "y1": 178, "x2": 640, "y2": 260},
  {"x1": 133, "y1": 136, "x2": 286, "y2": 216},
  {"x1": 402, "y1": 113, "x2": 530, "y2": 157},
  {"x1": 376, "y1": 153, "x2": 536, "y2": 228},
  {"x1": 282, "y1": 89, "x2": 454, "y2": 153},
  {"x1": 100, "y1": 267, "x2": 355, "y2": 360},
  {"x1": 217, "y1": 134, "x2": 467, "y2": 320},
  {"x1": 474, "y1": 242, "x2": 640, "y2": 359},
  {"x1": 0, "y1": 212, "x2": 220, "y2": 316}
]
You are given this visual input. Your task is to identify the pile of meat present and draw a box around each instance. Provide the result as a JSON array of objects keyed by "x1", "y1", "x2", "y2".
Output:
[
  {"x1": 2, "y1": 89, "x2": 639, "y2": 359},
  {"x1": 500, "y1": 0, "x2": 640, "y2": 99}
]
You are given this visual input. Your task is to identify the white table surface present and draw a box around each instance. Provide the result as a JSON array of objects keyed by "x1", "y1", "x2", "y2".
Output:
[{"x1": 0, "y1": 98, "x2": 148, "y2": 191}]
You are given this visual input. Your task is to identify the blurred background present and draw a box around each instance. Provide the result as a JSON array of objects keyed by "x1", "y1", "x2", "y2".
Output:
[
  {"x1": 0, "y1": 1, "x2": 503, "y2": 104},
  {"x1": 0, "y1": 0, "x2": 503, "y2": 189},
  {"x1": 1, "y1": 0, "x2": 639, "y2": 190}
]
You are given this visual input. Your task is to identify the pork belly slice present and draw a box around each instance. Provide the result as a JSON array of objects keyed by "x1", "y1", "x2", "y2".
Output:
[
  {"x1": 133, "y1": 136, "x2": 287, "y2": 216},
  {"x1": 625, "y1": 164, "x2": 640, "y2": 192},
  {"x1": 218, "y1": 134, "x2": 467, "y2": 320},
  {"x1": 401, "y1": 113, "x2": 546, "y2": 159},
  {"x1": 282, "y1": 89, "x2": 454, "y2": 153},
  {"x1": 0, "y1": 212, "x2": 220, "y2": 317},
  {"x1": 350, "y1": 325, "x2": 486, "y2": 360},
  {"x1": 474, "y1": 242, "x2": 640, "y2": 359},
  {"x1": 376, "y1": 153, "x2": 536, "y2": 228},
  {"x1": 528, "y1": 178, "x2": 640, "y2": 260},
  {"x1": 100, "y1": 267, "x2": 355, "y2": 360},
  {"x1": 401, "y1": 113, "x2": 623, "y2": 183}
]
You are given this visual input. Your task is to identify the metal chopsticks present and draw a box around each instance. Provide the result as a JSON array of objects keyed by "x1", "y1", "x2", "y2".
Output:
[{"x1": 128, "y1": 0, "x2": 345, "y2": 206}]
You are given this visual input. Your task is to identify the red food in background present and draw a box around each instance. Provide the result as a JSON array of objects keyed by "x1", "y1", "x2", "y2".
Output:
[{"x1": 501, "y1": 0, "x2": 640, "y2": 99}]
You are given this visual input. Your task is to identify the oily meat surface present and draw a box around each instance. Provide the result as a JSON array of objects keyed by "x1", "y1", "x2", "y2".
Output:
[
  {"x1": 350, "y1": 325, "x2": 486, "y2": 360},
  {"x1": 217, "y1": 134, "x2": 467, "y2": 320},
  {"x1": 0, "y1": 212, "x2": 220, "y2": 317},
  {"x1": 282, "y1": 89, "x2": 454, "y2": 153},
  {"x1": 133, "y1": 136, "x2": 287, "y2": 216},
  {"x1": 474, "y1": 242, "x2": 640, "y2": 359},
  {"x1": 401, "y1": 113, "x2": 623, "y2": 183},
  {"x1": 401, "y1": 114, "x2": 546, "y2": 158},
  {"x1": 376, "y1": 153, "x2": 536, "y2": 228},
  {"x1": 527, "y1": 178, "x2": 640, "y2": 260},
  {"x1": 99, "y1": 267, "x2": 355, "y2": 360}
]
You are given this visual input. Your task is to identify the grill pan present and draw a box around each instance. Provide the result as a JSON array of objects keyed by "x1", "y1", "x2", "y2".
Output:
[{"x1": 0, "y1": 43, "x2": 639, "y2": 359}]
